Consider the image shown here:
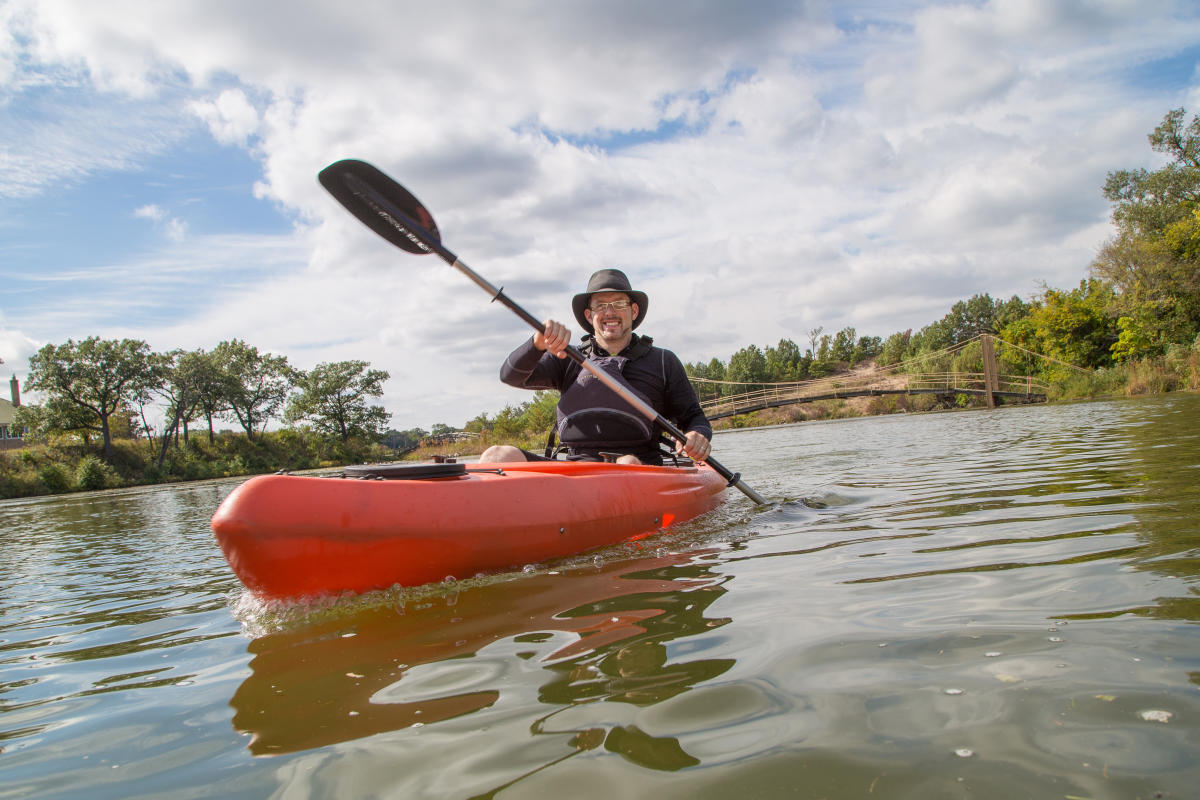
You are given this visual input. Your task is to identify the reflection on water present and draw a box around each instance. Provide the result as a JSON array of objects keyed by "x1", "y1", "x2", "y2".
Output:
[
  {"x1": 230, "y1": 552, "x2": 729, "y2": 756},
  {"x1": 1, "y1": 395, "x2": 1199, "y2": 798}
]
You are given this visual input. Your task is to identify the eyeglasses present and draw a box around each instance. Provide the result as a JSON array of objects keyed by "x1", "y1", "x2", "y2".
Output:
[{"x1": 589, "y1": 300, "x2": 632, "y2": 314}]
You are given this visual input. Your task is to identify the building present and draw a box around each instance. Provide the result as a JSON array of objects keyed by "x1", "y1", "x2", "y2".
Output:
[{"x1": 1, "y1": 376, "x2": 23, "y2": 443}]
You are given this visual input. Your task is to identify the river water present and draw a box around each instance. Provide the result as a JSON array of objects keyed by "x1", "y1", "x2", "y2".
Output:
[{"x1": 2, "y1": 394, "x2": 1198, "y2": 799}]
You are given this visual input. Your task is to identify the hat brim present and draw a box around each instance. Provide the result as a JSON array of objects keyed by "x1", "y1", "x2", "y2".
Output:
[{"x1": 572, "y1": 290, "x2": 648, "y2": 331}]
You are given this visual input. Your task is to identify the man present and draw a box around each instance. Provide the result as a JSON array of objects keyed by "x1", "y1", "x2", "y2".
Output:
[{"x1": 479, "y1": 268, "x2": 713, "y2": 465}]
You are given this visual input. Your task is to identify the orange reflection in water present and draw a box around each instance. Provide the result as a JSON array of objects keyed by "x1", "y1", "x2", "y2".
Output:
[{"x1": 230, "y1": 548, "x2": 727, "y2": 756}]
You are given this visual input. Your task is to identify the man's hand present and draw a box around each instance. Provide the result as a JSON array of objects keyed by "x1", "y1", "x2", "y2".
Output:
[
  {"x1": 676, "y1": 430, "x2": 711, "y2": 461},
  {"x1": 533, "y1": 319, "x2": 571, "y2": 358}
]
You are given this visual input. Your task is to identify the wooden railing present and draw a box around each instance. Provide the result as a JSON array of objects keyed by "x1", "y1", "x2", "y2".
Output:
[{"x1": 699, "y1": 370, "x2": 1050, "y2": 419}]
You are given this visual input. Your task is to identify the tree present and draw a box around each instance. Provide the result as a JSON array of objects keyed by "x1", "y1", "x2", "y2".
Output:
[
  {"x1": 1093, "y1": 108, "x2": 1200, "y2": 357},
  {"x1": 806, "y1": 328, "x2": 825, "y2": 359},
  {"x1": 285, "y1": 360, "x2": 390, "y2": 442},
  {"x1": 25, "y1": 337, "x2": 160, "y2": 462},
  {"x1": 726, "y1": 345, "x2": 768, "y2": 387},
  {"x1": 1000, "y1": 280, "x2": 1117, "y2": 370},
  {"x1": 765, "y1": 339, "x2": 803, "y2": 381},
  {"x1": 878, "y1": 330, "x2": 911, "y2": 366},
  {"x1": 519, "y1": 391, "x2": 559, "y2": 435},
  {"x1": 1103, "y1": 108, "x2": 1200, "y2": 236},
  {"x1": 213, "y1": 339, "x2": 292, "y2": 441},
  {"x1": 830, "y1": 327, "x2": 857, "y2": 363},
  {"x1": 382, "y1": 427, "x2": 428, "y2": 451},
  {"x1": 13, "y1": 399, "x2": 95, "y2": 445},
  {"x1": 147, "y1": 349, "x2": 218, "y2": 467}
]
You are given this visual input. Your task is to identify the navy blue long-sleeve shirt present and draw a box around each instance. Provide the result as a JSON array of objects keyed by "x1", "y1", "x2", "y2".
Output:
[{"x1": 500, "y1": 333, "x2": 713, "y2": 445}]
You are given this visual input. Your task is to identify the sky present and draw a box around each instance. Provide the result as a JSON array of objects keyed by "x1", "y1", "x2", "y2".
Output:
[{"x1": 2, "y1": 0, "x2": 1199, "y2": 431}]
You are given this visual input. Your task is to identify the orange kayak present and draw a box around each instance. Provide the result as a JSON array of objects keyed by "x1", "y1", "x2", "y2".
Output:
[{"x1": 211, "y1": 460, "x2": 727, "y2": 599}]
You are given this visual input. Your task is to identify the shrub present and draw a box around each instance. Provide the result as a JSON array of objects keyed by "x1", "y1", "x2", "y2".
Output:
[
  {"x1": 866, "y1": 395, "x2": 900, "y2": 415},
  {"x1": 75, "y1": 456, "x2": 110, "y2": 491},
  {"x1": 38, "y1": 463, "x2": 69, "y2": 492}
]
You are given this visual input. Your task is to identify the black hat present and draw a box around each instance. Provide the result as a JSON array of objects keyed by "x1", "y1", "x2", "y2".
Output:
[{"x1": 571, "y1": 268, "x2": 649, "y2": 331}]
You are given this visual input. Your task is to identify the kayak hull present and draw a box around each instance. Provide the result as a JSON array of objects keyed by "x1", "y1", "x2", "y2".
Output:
[{"x1": 211, "y1": 461, "x2": 727, "y2": 599}]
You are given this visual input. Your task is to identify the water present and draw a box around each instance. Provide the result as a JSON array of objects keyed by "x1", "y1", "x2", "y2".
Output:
[{"x1": 2, "y1": 394, "x2": 1198, "y2": 799}]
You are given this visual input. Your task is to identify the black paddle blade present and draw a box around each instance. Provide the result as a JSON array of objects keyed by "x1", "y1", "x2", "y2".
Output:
[{"x1": 318, "y1": 159, "x2": 440, "y2": 255}]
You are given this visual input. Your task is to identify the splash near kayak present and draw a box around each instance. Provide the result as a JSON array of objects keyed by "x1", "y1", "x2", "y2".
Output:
[{"x1": 211, "y1": 460, "x2": 727, "y2": 599}]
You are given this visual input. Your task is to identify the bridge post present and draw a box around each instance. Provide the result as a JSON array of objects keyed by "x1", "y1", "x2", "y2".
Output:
[{"x1": 981, "y1": 334, "x2": 999, "y2": 408}]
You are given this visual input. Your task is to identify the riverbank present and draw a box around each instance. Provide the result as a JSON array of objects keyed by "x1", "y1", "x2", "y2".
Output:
[
  {"x1": 4, "y1": 349, "x2": 1195, "y2": 500},
  {"x1": 0, "y1": 429, "x2": 395, "y2": 500}
]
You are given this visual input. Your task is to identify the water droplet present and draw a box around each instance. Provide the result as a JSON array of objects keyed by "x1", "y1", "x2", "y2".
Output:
[
  {"x1": 1048, "y1": 636, "x2": 1063, "y2": 643},
  {"x1": 984, "y1": 651, "x2": 1001, "y2": 658},
  {"x1": 954, "y1": 748, "x2": 974, "y2": 758},
  {"x1": 878, "y1": 643, "x2": 888, "y2": 648},
  {"x1": 522, "y1": 564, "x2": 536, "y2": 574},
  {"x1": 443, "y1": 575, "x2": 456, "y2": 583},
  {"x1": 944, "y1": 688, "x2": 964, "y2": 696}
]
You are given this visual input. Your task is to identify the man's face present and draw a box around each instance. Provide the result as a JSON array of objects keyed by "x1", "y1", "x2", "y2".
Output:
[{"x1": 585, "y1": 291, "x2": 637, "y2": 343}]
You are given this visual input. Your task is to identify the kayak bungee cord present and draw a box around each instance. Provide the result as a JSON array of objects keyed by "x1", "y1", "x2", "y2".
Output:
[{"x1": 318, "y1": 159, "x2": 768, "y2": 505}]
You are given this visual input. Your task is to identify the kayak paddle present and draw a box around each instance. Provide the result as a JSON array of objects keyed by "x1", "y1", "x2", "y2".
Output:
[{"x1": 318, "y1": 158, "x2": 768, "y2": 505}]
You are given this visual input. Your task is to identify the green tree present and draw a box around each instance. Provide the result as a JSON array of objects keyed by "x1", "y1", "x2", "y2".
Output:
[
  {"x1": 830, "y1": 327, "x2": 857, "y2": 362},
  {"x1": 684, "y1": 358, "x2": 727, "y2": 402},
  {"x1": 1092, "y1": 108, "x2": 1200, "y2": 357},
  {"x1": 726, "y1": 345, "x2": 768, "y2": 387},
  {"x1": 25, "y1": 337, "x2": 160, "y2": 462},
  {"x1": 213, "y1": 339, "x2": 292, "y2": 441},
  {"x1": 764, "y1": 338, "x2": 803, "y2": 381},
  {"x1": 1093, "y1": 208, "x2": 1200, "y2": 359},
  {"x1": 878, "y1": 329, "x2": 911, "y2": 366},
  {"x1": 180, "y1": 349, "x2": 228, "y2": 444},
  {"x1": 382, "y1": 427, "x2": 428, "y2": 451},
  {"x1": 519, "y1": 391, "x2": 559, "y2": 435},
  {"x1": 1103, "y1": 107, "x2": 1200, "y2": 236},
  {"x1": 286, "y1": 360, "x2": 391, "y2": 442},
  {"x1": 1001, "y1": 280, "x2": 1117, "y2": 370}
]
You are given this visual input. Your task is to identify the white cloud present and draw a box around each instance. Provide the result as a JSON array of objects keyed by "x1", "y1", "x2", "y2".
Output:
[
  {"x1": 3, "y1": 0, "x2": 1199, "y2": 429},
  {"x1": 190, "y1": 88, "x2": 260, "y2": 146},
  {"x1": 134, "y1": 203, "x2": 166, "y2": 221}
]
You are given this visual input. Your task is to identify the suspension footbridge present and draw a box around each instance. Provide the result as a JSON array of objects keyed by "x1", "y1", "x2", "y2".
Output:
[{"x1": 693, "y1": 334, "x2": 1083, "y2": 421}]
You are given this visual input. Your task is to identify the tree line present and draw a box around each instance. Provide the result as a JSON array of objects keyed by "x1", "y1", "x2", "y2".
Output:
[
  {"x1": 18, "y1": 338, "x2": 393, "y2": 466},
  {"x1": 686, "y1": 108, "x2": 1200, "y2": 399}
]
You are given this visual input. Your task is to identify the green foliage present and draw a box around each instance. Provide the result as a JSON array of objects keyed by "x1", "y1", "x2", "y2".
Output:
[
  {"x1": 764, "y1": 339, "x2": 805, "y2": 381},
  {"x1": 286, "y1": 360, "x2": 391, "y2": 442},
  {"x1": 38, "y1": 462, "x2": 69, "y2": 492},
  {"x1": 25, "y1": 337, "x2": 160, "y2": 462},
  {"x1": 726, "y1": 344, "x2": 768, "y2": 386},
  {"x1": 75, "y1": 456, "x2": 110, "y2": 491},
  {"x1": 212, "y1": 339, "x2": 292, "y2": 441},
  {"x1": 878, "y1": 330, "x2": 911, "y2": 366},
  {"x1": 382, "y1": 427, "x2": 429, "y2": 451},
  {"x1": 1001, "y1": 280, "x2": 1117, "y2": 371}
]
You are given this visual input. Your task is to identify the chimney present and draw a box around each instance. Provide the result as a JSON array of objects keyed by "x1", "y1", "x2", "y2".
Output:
[{"x1": 10, "y1": 375, "x2": 18, "y2": 407}]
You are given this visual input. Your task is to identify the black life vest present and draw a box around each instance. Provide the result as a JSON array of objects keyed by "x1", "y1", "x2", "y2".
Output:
[{"x1": 555, "y1": 336, "x2": 659, "y2": 451}]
